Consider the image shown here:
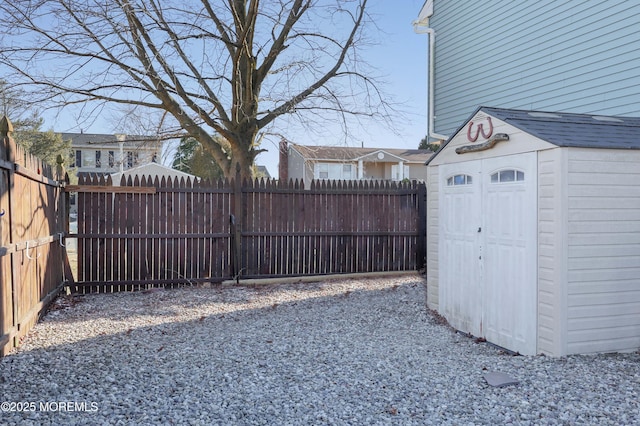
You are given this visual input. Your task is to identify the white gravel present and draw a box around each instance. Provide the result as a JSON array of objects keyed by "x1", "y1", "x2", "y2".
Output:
[{"x1": 1, "y1": 274, "x2": 639, "y2": 425}]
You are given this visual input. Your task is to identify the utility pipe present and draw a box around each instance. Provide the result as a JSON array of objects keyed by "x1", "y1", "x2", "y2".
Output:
[{"x1": 413, "y1": 23, "x2": 448, "y2": 142}]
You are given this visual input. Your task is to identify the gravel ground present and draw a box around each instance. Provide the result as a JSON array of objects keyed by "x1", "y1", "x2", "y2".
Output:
[{"x1": 0, "y1": 274, "x2": 639, "y2": 425}]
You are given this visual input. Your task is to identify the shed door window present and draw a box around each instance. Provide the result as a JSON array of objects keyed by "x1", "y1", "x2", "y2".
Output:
[
  {"x1": 447, "y1": 174, "x2": 473, "y2": 186},
  {"x1": 490, "y1": 169, "x2": 524, "y2": 183}
]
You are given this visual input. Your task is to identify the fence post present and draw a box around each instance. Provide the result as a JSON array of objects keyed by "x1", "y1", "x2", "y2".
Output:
[
  {"x1": 231, "y1": 165, "x2": 243, "y2": 282},
  {"x1": 416, "y1": 182, "x2": 427, "y2": 271},
  {"x1": 0, "y1": 116, "x2": 18, "y2": 354},
  {"x1": 56, "y1": 155, "x2": 68, "y2": 231},
  {"x1": 56, "y1": 154, "x2": 74, "y2": 288}
]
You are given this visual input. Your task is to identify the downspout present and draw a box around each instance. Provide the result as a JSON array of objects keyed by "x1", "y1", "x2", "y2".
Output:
[{"x1": 413, "y1": 23, "x2": 448, "y2": 142}]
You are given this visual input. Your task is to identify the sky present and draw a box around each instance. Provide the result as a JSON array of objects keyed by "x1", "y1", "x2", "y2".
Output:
[
  {"x1": 43, "y1": 1, "x2": 428, "y2": 179},
  {"x1": 253, "y1": 0, "x2": 429, "y2": 177}
]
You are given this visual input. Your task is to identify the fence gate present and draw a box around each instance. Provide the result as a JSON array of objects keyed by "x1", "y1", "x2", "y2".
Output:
[
  {"x1": 70, "y1": 174, "x2": 233, "y2": 293},
  {"x1": 0, "y1": 116, "x2": 70, "y2": 356}
]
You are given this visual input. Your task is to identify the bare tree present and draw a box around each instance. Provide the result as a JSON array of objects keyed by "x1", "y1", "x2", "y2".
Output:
[{"x1": 0, "y1": 0, "x2": 389, "y2": 180}]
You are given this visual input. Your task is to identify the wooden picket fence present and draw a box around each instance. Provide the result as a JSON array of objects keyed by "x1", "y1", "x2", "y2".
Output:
[
  {"x1": 0, "y1": 117, "x2": 70, "y2": 355},
  {"x1": 70, "y1": 173, "x2": 426, "y2": 293},
  {"x1": 241, "y1": 178, "x2": 425, "y2": 277}
]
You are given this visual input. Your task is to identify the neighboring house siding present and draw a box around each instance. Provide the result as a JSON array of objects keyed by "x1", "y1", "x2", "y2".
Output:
[
  {"x1": 287, "y1": 148, "x2": 310, "y2": 182},
  {"x1": 364, "y1": 162, "x2": 384, "y2": 180},
  {"x1": 565, "y1": 148, "x2": 640, "y2": 354},
  {"x1": 537, "y1": 148, "x2": 567, "y2": 356},
  {"x1": 407, "y1": 164, "x2": 428, "y2": 182},
  {"x1": 430, "y1": 0, "x2": 640, "y2": 137}
]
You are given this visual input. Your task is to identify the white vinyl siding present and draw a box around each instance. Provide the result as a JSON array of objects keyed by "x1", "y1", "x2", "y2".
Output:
[
  {"x1": 426, "y1": 166, "x2": 440, "y2": 311},
  {"x1": 565, "y1": 148, "x2": 640, "y2": 354},
  {"x1": 536, "y1": 148, "x2": 568, "y2": 356},
  {"x1": 430, "y1": 1, "x2": 640, "y2": 137}
]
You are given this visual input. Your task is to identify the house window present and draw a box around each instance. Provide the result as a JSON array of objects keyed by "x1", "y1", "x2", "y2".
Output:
[
  {"x1": 108, "y1": 151, "x2": 115, "y2": 168},
  {"x1": 318, "y1": 163, "x2": 329, "y2": 179},
  {"x1": 491, "y1": 170, "x2": 524, "y2": 183},
  {"x1": 314, "y1": 162, "x2": 356, "y2": 180},
  {"x1": 74, "y1": 150, "x2": 82, "y2": 168},
  {"x1": 447, "y1": 174, "x2": 473, "y2": 186},
  {"x1": 343, "y1": 164, "x2": 353, "y2": 179},
  {"x1": 82, "y1": 155, "x2": 94, "y2": 167},
  {"x1": 391, "y1": 164, "x2": 410, "y2": 181},
  {"x1": 126, "y1": 151, "x2": 139, "y2": 168},
  {"x1": 95, "y1": 151, "x2": 101, "y2": 168}
]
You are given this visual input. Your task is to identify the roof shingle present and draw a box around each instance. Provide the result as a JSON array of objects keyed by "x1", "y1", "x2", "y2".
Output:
[{"x1": 481, "y1": 107, "x2": 640, "y2": 150}]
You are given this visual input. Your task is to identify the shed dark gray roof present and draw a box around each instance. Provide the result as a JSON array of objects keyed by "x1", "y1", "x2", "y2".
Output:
[{"x1": 480, "y1": 107, "x2": 640, "y2": 150}]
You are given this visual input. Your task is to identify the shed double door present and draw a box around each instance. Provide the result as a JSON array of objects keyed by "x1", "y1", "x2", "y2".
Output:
[{"x1": 439, "y1": 153, "x2": 537, "y2": 355}]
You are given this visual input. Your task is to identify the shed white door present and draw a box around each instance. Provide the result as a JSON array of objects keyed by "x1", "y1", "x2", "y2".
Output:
[
  {"x1": 439, "y1": 153, "x2": 537, "y2": 355},
  {"x1": 439, "y1": 161, "x2": 483, "y2": 337}
]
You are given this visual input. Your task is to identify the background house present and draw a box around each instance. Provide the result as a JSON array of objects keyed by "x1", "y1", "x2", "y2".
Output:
[
  {"x1": 60, "y1": 132, "x2": 162, "y2": 214},
  {"x1": 279, "y1": 140, "x2": 432, "y2": 185},
  {"x1": 425, "y1": 106, "x2": 640, "y2": 356},
  {"x1": 414, "y1": 0, "x2": 640, "y2": 142},
  {"x1": 60, "y1": 132, "x2": 161, "y2": 177}
]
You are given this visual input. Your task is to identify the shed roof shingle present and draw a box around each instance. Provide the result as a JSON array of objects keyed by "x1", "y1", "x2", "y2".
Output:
[{"x1": 480, "y1": 107, "x2": 640, "y2": 150}]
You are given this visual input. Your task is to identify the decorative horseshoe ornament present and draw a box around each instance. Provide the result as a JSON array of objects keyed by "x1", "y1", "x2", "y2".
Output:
[{"x1": 467, "y1": 117, "x2": 494, "y2": 142}]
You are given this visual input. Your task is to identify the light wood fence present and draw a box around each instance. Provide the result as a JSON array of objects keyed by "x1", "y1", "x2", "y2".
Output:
[{"x1": 0, "y1": 117, "x2": 70, "y2": 355}]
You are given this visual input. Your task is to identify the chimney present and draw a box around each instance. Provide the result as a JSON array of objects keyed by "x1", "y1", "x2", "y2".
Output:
[{"x1": 279, "y1": 138, "x2": 289, "y2": 182}]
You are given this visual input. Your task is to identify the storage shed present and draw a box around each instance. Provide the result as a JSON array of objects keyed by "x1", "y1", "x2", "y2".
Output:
[
  {"x1": 109, "y1": 162, "x2": 199, "y2": 185},
  {"x1": 425, "y1": 106, "x2": 640, "y2": 356}
]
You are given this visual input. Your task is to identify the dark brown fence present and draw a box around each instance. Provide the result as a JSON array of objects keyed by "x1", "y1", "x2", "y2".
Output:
[
  {"x1": 240, "y1": 179, "x2": 425, "y2": 278},
  {"x1": 71, "y1": 173, "x2": 426, "y2": 293},
  {"x1": 71, "y1": 175, "x2": 233, "y2": 293},
  {"x1": 0, "y1": 117, "x2": 70, "y2": 355}
]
